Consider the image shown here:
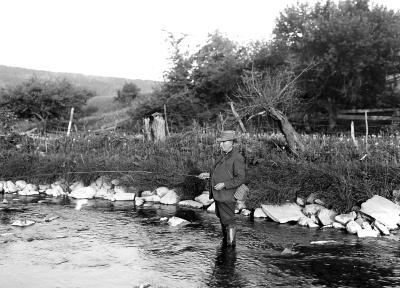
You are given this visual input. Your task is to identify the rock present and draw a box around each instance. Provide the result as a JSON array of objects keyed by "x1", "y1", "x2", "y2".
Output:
[
  {"x1": 168, "y1": 216, "x2": 189, "y2": 227},
  {"x1": 160, "y1": 190, "x2": 179, "y2": 205},
  {"x1": 241, "y1": 209, "x2": 251, "y2": 216},
  {"x1": 114, "y1": 185, "x2": 128, "y2": 194},
  {"x1": 2, "y1": 199, "x2": 8, "y2": 204},
  {"x1": 314, "y1": 199, "x2": 325, "y2": 206},
  {"x1": 281, "y1": 247, "x2": 298, "y2": 255},
  {"x1": 207, "y1": 202, "x2": 215, "y2": 213},
  {"x1": 5, "y1": 181, "x2": 18, "y2": 193},
  {"x1": 296, "y1": 197, "x2": 305, "y2": 206},
  {"x1": 335, "y1": 211, "x2": 357, "y2": 225},
  {"x1": 141, "y1": 190, "x2": 154, "y2": 197},
  {"x1": 360, "y1": 195, "x2": 400, "y2": 230},
  {"x1": 95, "y1": 188, "x2": 113, "y2": 199},
  {"x1": 70, "y1": 187, "x2": 96, "y2": 199},
  {"x1": 310, "y1": 240, "x2": 338, "y2": 245},
  {"x1": 254, "y1": 207, "x2": 268, "y2": 218},
  {"x1": 160, "y1": 217, "x2": 168, "y2": 221},
  {"x1": 354, "y1": 217, "x2": 364, "y2": 227},
  {"x1": 155, "y1": 187, "x2": 170, "y2": 198},
  {"x1": 261, "y1": 203, "x2": 303, "y2": 223},
  {"x1": 178, "y1": 200, "x2": 203, "y2": 209},
  {"x1": 373, "y1": 220, "x2": 390, "y2": 235},
  {"x1": 194, "y1": 192, "x2": 214, "y2": 207},
  {"x1": 11, "y1": 219, "x2": 35, "y2": 227},
  {"x1": 18, "y1": 189, "x2": 39, "y2": 196},
  {"x1": 306, "y1": 193, "x2": 317, "y2": 204},
  {"x1": 351, "y1": 205, "x2": 361, "y2": 212},
  {"x1": 38, "y1": 184, "x2": 51, "y2": 192},
  {"x1": 302, "y1": 204, "x2": 324, "y2": 217},
  {"x1": 346, "y1": 220, "x2": 362, "y2": 234},
  {"x1": 44, "y1": 215, "x2": 59, "y2": 222},
  {"x1": 135, "y1": 197, "x2": 144, "y2": 206},
  {"x1": 298, "y1": 216, "x2": 318, "y2": 227},
  {"x1": 15, "y1": 180, "x2": 27, "y2": 190},
  {"x1": 69, "y1": 181, "x2": 85, "y2": 191},
  {"x1": 111, "y1": 179, "x2": 120, "y2": 186},
  {"x1": 332, "y1": 222, "x2": 346, "y2": 229},
  {"x1": 317, "y1": 208, "x2": 337, "y2": 226},
  {"x1": 142, "y1": 195, "x2": 161, "y2": 203},
  {"x1": 357, "y1": 226, "x2": 380, "y2": 238},
  {"x1": 112, "y1": 192, "x2": 135, "y2": 201}
]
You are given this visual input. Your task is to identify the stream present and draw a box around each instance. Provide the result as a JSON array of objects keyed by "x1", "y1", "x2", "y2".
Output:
[{"x1": 1, "y1": 194, "x2": 400, "y2": 288}]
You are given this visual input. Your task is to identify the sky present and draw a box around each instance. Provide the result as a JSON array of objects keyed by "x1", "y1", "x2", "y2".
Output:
[{"x1": 0, "y1": 0, "x2": 399, "y2": 81}]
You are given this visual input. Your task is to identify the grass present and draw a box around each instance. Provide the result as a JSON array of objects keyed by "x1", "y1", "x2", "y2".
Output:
[{"x1": 1, "y1": 129, "x2": 400, "y2": 213}]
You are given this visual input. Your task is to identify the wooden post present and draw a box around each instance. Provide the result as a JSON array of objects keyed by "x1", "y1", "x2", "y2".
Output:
[
  {"x1": 143, "y1": 118, "x2": 152, "y2": 141},
  {"x1": 350, "y1": 121, "x2": 358, "y2": 149},
  {"x1": 164, "y1": 104, "x2": 170, "y2": 136},
  {"x1": 365, "y1": 111, "x2": 368, "y2": 153},
  {"x1": 67, "y1": 107, "x2": 74, "y2": 137},
  {"x1": 151, "y1": 112, "x2": 166, "y2": 143},
  {"x1": 230, "y1": 102, "x2": 247, "y2": 133}
]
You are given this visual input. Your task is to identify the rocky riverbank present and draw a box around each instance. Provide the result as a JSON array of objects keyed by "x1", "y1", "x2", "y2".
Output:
[{"x1": 1, "y1": 176, "x2": 400, "y2": 238}]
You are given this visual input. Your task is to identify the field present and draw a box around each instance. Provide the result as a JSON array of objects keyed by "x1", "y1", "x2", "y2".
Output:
[{"x1": 1, "y1": 128, "x2": 400, "y2": 213}]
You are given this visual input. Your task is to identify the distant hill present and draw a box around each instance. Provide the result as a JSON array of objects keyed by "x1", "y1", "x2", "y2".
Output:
[{"x1": 0, "y1": 65, "x2": 160, "y2": 96}]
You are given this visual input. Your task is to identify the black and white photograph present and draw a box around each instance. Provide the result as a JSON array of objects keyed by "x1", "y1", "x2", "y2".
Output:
[{"x1": 1, "y1": 0, "x2": 400, "y2": 287}]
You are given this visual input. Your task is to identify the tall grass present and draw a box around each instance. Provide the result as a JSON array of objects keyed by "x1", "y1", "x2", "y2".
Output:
[{"x1": 1, "y1": 129, "x2": 400, "y2": 213}]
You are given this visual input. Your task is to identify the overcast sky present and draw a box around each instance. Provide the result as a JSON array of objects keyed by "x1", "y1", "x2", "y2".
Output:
[{"x1": 0, "y1": 0, "x2": 399, "y2": 81}]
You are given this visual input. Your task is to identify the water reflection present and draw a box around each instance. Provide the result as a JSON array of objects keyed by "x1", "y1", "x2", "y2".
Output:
[{"x1": 208, "y1": 246, "x2": 243, "y2": 288}]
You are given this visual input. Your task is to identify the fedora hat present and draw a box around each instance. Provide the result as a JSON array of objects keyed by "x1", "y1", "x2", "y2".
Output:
[{"x1": 217, "y1": 130, "x2": 237, "y2": 142}]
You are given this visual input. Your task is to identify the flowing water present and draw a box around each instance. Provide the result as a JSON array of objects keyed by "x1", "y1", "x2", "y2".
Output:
[{"x1": 1, "y1": 194, "x2": 400, "y2": 288}]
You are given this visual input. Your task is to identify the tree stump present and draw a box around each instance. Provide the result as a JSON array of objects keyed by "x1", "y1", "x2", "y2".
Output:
[
  {"x1": 143, "y1": 118, "x2": 152, "y2": 141},
  {"x1": 151, "y1": 113, "x2": 166, "y2": 143}
]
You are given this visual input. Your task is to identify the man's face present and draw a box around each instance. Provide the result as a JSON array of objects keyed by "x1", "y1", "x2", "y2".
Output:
[{"x1": 220, "y1": 140, "x2": 233, "y2": 153}]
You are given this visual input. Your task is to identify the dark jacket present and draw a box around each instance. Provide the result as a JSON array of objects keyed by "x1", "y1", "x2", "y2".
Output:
[{"x1": 210, "y1": 148, "x2": 246, "y2": 203}]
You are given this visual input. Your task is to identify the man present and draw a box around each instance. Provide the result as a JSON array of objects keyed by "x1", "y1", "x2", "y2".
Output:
[{"x1": 198, "y1": 130, "x2": 246, "y2": 246}]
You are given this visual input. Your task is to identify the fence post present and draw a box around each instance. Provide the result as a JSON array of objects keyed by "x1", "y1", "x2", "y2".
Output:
[
  {"x1": 350, "y1": 121, "x2": 358, "y2": 149},
  {"x1": 365, "y1": 111, "x2": 368, "y2": 153},
  {"x1": 67, "y1": 107, "x2": 74, "y2": 137}
]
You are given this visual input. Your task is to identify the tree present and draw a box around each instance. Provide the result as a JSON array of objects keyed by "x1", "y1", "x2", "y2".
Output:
[
  {"x1": 114, "y1": 82, "x2": 141, "y2": 105},
  {"x1": 235, "y1": 68, "x2": 309, "y2": 154},
  {"x1": 273, "y1": 0, "x2": 400, "y2": 129},
  {"x1": 0, "y1": 77, "x2": 95, "y2": 131}
]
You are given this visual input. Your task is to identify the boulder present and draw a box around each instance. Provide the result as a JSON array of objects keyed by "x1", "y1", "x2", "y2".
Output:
[
  {"x1": 160, "y1": 190, "x2": 179, "y2": 205},
  {"x1": 317, "y1": 208, "x2": 337, "y2": 226},
  {"x1": 5, "y1": 181, "x2": 18, "y2": 193},
  {"x1": 142, "y1": 195, "x2": 161, "y2": 203},
  {"x1": 346, "y1": 220, "x2": 362, "y2": 234},
  {"x1": 298, "y1": 216, "x2": 319, "y2": 228},
  {"x1": 18, "y1": 189, "x2": 39, "y2": 196},
  {"x1": 75, "y1": 199, "x2": 88, "y2": 210},
  {"x1": 141, "y1": 190, "x2": 154, "y2": 197},
  {"x1": 155, "y1": 187, "x2": 170, "y2": 198},
  {"x1": 135, "y1": 197, "x2": 144, "y2": 206},
  {"x1": 0, "y1": 181, "x2": 4, "y2": 192},
  {"x1": 254, "y1": 207, "x2": 268, "y2": 218},
  {"x1": 373, "y1": 220, "x2": 390, "y2": 236},
  {"x1": 178, "y1": 200, "x2": 203, "y2": 209},
  {"x1": 241, "y1": 209, "x2": 251, "y2": 216},
  {"x1": 94, "y1": 188, "x2": 113, "y2": 199},
  {"x1": 357, "y1": 226, "x2": 380, "y2": 238},
  {"x1": 296, "y1": 197, "x2": 305, "y2": 206},
  {"x1": 332, "y1": 222, "x2": 346, "y2": 229},
  {"x1": 38, "y1": 184, "x2": 51, "y2": 192},
  {"x1": 194, "y1": 192, "x2": 214, "y2": 207},
  {"x1": 114, "y1": 185, "x2": 128, "y2": 194},
  {"x1": 302, "y1": 204, "x2": 324, "y2": 217},
  {"x1": 360, "y1": 195, "x2": 400, "y2": 230},
  {"x1": 15, "y1": 180, "x2": 27, "y2": 190},
  {"x1": 111, "y1": 179, "x2": 120, "y2": 186},
  {"x1": 69, "y1": 187, "x2": 96, "y2": 199},
  {"x1": 261, "y1": 203, "x2": 303, "y2": 223},
  {"x1": 207, "y1": 202, "x2": 215, "y2": 213},
  {"x1": 11, "y1": 219, "x2": 35, "y2": 227},
  {"x1": 306, "y1": 193, "x2": 317, "y2": 204},
  {"x1": 69, "y1": 181, "x2": 85, "y2": 191},
  {"x1": 168, "y1": 216, "x2": 189, "y2": 227},
  {"x1": 335, "y1": 211, "x2": 357, "y2": 225},
  {"x1": 112, "y1": 192, "x2": 135, "y2": 201},
  {"x1": 314, "y1": 199, "x2": 325, "y2": 206}
]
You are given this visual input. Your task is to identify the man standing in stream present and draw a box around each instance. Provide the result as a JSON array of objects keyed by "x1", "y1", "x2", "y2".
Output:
[{"x1": 198, "y1": 130, "x2": 246, "y2": 247}]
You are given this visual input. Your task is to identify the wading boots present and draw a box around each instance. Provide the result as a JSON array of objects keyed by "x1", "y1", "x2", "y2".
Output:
[{"x1": 226, "y1": 226, "x2": 237, "y2": 247}]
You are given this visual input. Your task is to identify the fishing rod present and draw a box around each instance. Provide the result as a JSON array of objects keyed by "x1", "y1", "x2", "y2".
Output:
[{"x1": 7, "y1": 170, "x2": 202, "y2": 180}]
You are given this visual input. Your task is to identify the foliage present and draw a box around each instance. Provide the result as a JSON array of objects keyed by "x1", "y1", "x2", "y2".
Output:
[
  {"x1": 2, "y1": 129, "x2": 400, "y2": 213},
  {"x1": 273, "y1": 0, "x2": 400, "y2": 126},
  {"x1": 0, "y1": 77, "x2": 95, "y2": 129},
  {"x1": 114, "y1": 82, "x2": 141, "y2": 105}
]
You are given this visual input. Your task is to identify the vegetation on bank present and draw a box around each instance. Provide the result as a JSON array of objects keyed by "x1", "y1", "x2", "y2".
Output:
[{"x1": 1, "y1": 129, "x2": 399, "y2": 213}]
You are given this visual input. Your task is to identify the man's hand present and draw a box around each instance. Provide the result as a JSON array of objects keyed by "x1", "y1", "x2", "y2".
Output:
[
  {"x1": 214, "y1": 182, "x2": 225, "y2": 190},
  {"x1": 198, "y1": 172, "x2": 210, "y2": 180}
]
